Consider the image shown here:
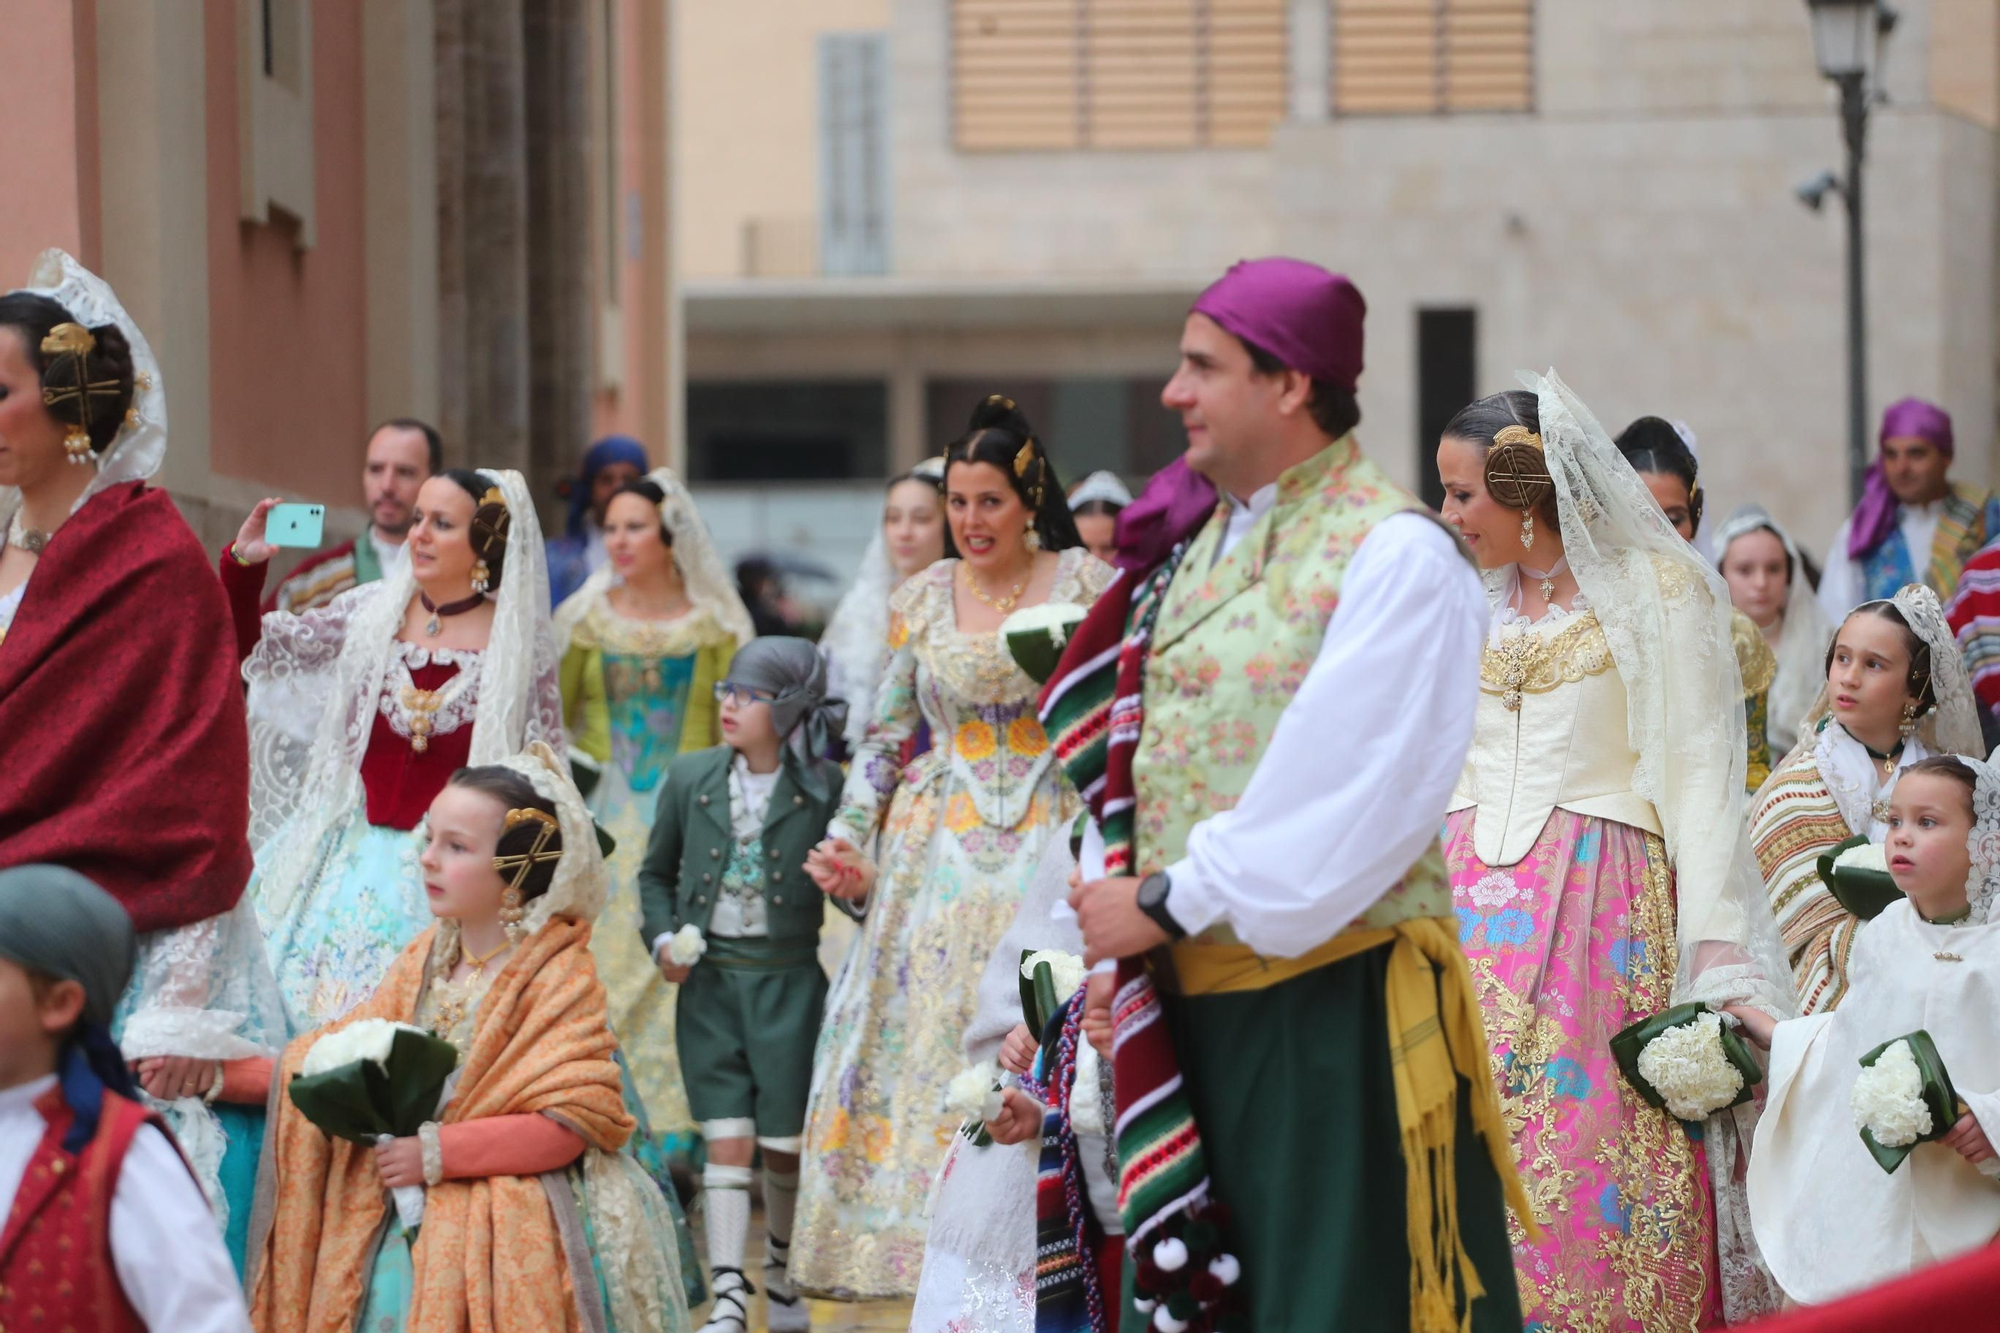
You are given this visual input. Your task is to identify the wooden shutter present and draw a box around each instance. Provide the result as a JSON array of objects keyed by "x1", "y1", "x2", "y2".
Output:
[
  {"x1": 1331, "y1": 0, "x2": 1533, "y2": 115},
  {"x1": 952, "y1": 0, "x2": 1288, "y2": 151}
]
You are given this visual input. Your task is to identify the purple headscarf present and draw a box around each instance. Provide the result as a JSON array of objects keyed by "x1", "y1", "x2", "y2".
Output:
[
  {"x1": 1111, "y1": 456, "x2": 1217, "y2": 574},
  {"x1": 1190, "y1": 257, "x2": 1367, "y2": 392},
  {"x1": 1847, "y1": 397, "x2": 1955, "y2": 561}
]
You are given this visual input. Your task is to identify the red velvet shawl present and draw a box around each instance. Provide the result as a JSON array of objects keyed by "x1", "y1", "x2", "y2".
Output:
[{"x1": 0, "y1": 483, "x2": 252, "y2": 932}]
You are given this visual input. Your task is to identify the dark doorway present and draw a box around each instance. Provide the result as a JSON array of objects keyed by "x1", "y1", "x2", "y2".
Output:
[{"x1": 1416, "y1": 308, "x2": 1476, "y2": 510}]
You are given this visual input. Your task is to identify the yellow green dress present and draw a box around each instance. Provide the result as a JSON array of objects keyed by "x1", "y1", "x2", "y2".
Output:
[{"x1": 558, "y1": 594, "x2": 739, "y2": 1153}]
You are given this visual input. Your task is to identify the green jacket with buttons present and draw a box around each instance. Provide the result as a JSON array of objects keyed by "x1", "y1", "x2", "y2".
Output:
[{"x1": 637, "y1": 744, "x2": 844, "y2": 950}]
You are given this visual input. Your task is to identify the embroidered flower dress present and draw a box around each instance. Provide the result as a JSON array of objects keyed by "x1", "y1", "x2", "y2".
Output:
[
  {"x1": 557, "y1": 594, "x2": 737, "y2": 1154},
  {"x1": 790, "y1": 548, "x2": 1113, "y2": 1299},
  {"x1": 1443, "y1": 593, "x2": 1724, "y2": 1332}
]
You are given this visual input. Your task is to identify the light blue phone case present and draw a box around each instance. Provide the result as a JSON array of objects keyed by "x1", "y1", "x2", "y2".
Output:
[{"x1": 267, "y1": 502, "x2": 326, "y2": 549}]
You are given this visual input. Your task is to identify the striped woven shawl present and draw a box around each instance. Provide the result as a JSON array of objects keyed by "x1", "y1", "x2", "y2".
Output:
[{"x1": 1751, "y1": 749, "x2": 1862, "y2": 1015}]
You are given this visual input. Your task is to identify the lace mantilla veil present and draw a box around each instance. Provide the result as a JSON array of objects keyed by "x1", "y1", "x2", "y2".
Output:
[
  {"x1": 1758, "y1": 583, "x2": 1983, "y2": 837},
  {"x1": 822, "y1": 457, "x2": 946, "y2": 751},
  {"x1": 1523, "y1": 369, "x2": 1796, "y2": 1319},
  {"x1": 552, "y1": 464, "x2": 755, "y2": 649},
  {"x1": 244, "y1": 468, "x2": 565, "y2": 922},
  {"x1": 0, "y1": 249, "x2": 170, "y2": 534}
]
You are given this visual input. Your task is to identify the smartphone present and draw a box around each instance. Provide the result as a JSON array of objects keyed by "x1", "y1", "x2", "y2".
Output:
[{"x1": 267, "y1": 502, "x2": 326, "y2": 549}]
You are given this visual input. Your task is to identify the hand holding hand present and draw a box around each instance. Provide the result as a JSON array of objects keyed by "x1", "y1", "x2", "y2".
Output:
[
  {"x1": 1943, "y1": 1111, "x2": 1995, "y2": 1165},
  {"x1": 656, "y1": 953, "x2": 692, "y2": 985},
  {"x1": 807, "y1": 839, "x2": 875, "y2": 902},
  {"x1": 233, "y1": 497, "x2": 285, "y2": 566},
  {"x1": 984, "y1": 1088, "x2": 1045, "y2": 1146},
  {"x1": 375, "y1": 1136, "x2": 427, "y2": 1189},
  {"x1": 133, "y1": 1055, "x2": 213, "y2": 1102}
]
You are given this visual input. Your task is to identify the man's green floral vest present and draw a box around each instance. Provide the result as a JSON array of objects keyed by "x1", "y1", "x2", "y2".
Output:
[{"x1": 1132, "y1": 436, "x2": 1454, "y2": 947}]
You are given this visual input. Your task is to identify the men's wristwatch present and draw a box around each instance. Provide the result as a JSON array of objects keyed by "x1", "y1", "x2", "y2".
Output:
[{"x1": 1136, "y1": 870, "x2": 1186, "y2": 941}]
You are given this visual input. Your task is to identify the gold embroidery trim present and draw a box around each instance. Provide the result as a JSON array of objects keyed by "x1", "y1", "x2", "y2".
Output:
[{"x1": 1480, "y1": 610, "x2": 1614, "y2": 710}]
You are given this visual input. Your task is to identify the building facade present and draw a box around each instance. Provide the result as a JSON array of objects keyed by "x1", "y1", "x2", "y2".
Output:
[
  {"x1": 677, "y1": 0, "x2": 2000, "y2": 569},
  {"x1": 0, "y1": 0, "x2": 674, "y2": 555}
]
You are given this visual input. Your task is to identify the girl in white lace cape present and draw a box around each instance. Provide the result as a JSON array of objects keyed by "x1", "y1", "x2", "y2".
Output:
[
  {"x1": 1715, "y1": 504, "x2": 1839, "y2": 759},
  {"x1": 1748, "y1": 753, "x2": 2000, "y2": 1304}
]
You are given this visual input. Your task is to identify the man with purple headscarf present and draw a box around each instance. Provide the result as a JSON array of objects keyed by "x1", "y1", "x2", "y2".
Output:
[
  {"x1": 1817, "y1": 398, "x2": 2000, "y2": 620},
  {"x1": 547, "y1": 434, "x2": 649, "y2": 606},
  {"x1": 1061, "y1": 258, "x2": 1525, "y2": 1331}
]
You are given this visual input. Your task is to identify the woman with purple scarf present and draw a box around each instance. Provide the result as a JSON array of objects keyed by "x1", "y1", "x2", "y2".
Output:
[{"x1": 1817, "y1": 398, "x2": 2000, "y2": 620}]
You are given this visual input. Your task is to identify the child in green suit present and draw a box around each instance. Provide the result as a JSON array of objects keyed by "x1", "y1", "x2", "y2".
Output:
[{"x1": 639, "y1": 637, "x2": 845, "y2": 1333}]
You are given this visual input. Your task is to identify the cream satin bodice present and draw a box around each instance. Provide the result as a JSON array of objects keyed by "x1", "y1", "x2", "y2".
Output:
[{"x1": 1447, "y1": 607, "x2": 1662, "y2": 867}]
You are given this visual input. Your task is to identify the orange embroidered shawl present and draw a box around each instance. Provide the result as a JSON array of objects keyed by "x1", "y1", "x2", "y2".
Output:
[{"x1": 250, "y1": 918, "x2": 633, "y2": 1333}]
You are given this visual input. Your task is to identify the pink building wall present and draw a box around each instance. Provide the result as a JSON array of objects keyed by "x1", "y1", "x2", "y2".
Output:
[
  {"x1": 203, "y1": 0, "x2": 370, "y2": 506},
  {"x1": 0, "y1": 1, "x2": 98, "y2": 286}
]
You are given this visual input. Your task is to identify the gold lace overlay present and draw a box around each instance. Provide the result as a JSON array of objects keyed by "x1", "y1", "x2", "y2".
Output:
[
  {"x1": 1731, "y1": 609, "x2": 1777, "y2": 697},
  {"x1": 1468, "y1": 826, "x2": 1715, "y2": 1332},
  {"x1": 1480, "y1": 610, "x2": 1615, "y2": 711},
  {"x1": 567, "y1": 600, "x2": 726, "y2": 660}
]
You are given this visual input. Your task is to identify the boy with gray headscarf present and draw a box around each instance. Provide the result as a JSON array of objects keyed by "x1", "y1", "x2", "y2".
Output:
[
  {"x1": 0, "y1": 865, "x2": 249, "y2": 1332},
  {"x1": 638, "y1": 637, "x2": 846, "y2": 1333}
]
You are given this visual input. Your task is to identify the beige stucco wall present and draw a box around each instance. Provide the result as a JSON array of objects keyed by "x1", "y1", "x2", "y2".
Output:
[
  {"x1": 0, "y1": 2, "x2": 95, "y2": 283},
  {"x1": 673, "y1": 0, "x2": 890, "y2": 280}
]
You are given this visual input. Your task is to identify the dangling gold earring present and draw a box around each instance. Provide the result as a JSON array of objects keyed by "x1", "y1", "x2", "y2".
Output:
[
  {"x1": 470, "y1": 558, "x2": 491, "y2": 595},
  {"x1": 1899, "y1": 700, "x2": 1919, "y2": 738},
  {"x1": 63, "y1": 428, "x2": 94, "y2": 466},
  {"x1": 1024, "y1": 524, "x2": 1041, "y2": 553},
  {"x1": 1519, "y1": 510, "x2": 1534, "y2": 550},
  {"x1": 500, "y1": 885, "x2": 526, "y2": 944}
]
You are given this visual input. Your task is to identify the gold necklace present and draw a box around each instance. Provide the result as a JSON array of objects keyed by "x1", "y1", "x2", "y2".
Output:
[
  {"x1": 428, "y1": 938, "x2": 512, "y2": 1038},
  {"x1": 961, "y1": 561, "x2": 1030, "y2": 615},
  {"x1": 459, "y1": 937, "x2": 511, "y2": 978}
]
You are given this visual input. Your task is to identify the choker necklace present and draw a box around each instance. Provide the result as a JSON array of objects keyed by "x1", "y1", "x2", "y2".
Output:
[
  {"x1": 419, "y1": 590, "x2": 485, "y2": 637},
  {"x1": 6, "y1": 510, "x2": 50, "y2": 556},
  {"x1": 1518, "y1": 555, "x2": 1568, "y2": 603}
]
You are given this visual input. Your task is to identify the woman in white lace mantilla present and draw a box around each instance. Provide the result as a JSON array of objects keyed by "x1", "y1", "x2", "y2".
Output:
[
  {"x1": 791, "y1": 396, "x2": 1113, "y2": 1298},
  {"x1": 552, "y1": 466, "x2": 753, "y2": 1159},
  {"x1": 1750, "y1": 585, "x2": 1981, "y2": 1016},
  {"x1": 1717, "y1": 504, "x2": 1837, "y2": 761},
  {"x1": 222, "y1": 466, "x2": 563, "y2": 1034},
  {"x1": 1437, "y1": 372, "x2": 1797, "y2": 1328},
  {"x1": 0, "y1": 250, "x2": 286, "y2": 1270}
]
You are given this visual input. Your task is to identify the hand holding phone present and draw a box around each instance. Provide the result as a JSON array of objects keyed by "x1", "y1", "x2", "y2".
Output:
[
  {"x1": 234, "y1": 497, "x2": 325, "y2": 566},
  {"x1": 266, "y1": 503, "x2": 326, "y2": 549}
]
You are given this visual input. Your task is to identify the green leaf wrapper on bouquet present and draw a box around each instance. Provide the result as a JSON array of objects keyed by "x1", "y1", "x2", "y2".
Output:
[
  {"x1": 288, "y1": 1019, "x2": 462, "y2": 1230},
  {"x1": 1852, "y1": 1030, "x2": 1961, "y2": 1174},
  {"x1": 288, "y1": 1021, "x2": 462, "y2": 1143},
  {"x1": 1001, "y1": 603, "x2": 1088, "y2": 685},
  {"x1": 1816, "y1": 834, "x2": 1904, "y2": 921},
  {"x1": 1610, "y1": 1002, "x2": 1761, "y2": 1124}
]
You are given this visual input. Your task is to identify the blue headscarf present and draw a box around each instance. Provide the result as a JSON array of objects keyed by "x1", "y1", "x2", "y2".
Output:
[{"x1": 564, "y1": 436, "x2": 650, "y2": 538}]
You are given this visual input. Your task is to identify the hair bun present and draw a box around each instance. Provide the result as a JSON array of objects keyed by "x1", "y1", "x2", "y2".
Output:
[
  {"x1": 965, "y1": 393, "x2": 1033, "y2": 441},
  {"x1": 1484, "y1": 431, "x2": 1554, "y2": 512}
]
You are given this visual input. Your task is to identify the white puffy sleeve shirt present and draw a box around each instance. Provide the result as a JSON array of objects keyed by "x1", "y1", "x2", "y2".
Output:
[{"x1": 1083, "y1": 508, "x2": 1487, "y2": 958}]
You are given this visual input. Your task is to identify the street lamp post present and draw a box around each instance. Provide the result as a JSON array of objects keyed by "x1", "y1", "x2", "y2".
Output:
[{"x1": 1802, "y1": 0, "x2": 1896, "y2": 509}]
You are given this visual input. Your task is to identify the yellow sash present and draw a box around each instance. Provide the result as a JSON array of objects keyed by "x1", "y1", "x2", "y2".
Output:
[{"x1": 1168, "y1": 918, "x2": 1538, "y2": 1333}]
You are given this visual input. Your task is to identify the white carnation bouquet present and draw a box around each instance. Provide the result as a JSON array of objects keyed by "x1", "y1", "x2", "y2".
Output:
[
  {"x1": 1851, "y1": 1031, "x2": 1960, "y2": 1173},
  {"x1": 1816, "y1": 833, "x2": 1904, "y2": 920},
  {"x1": 945, "y1": 1059, "x2": 1008, "y2": 1147},
  {"x1": 1001, "y1": 603, "x2": 1089, "y2": 684},
  {"x1": 664, "y1": 923, "x2": 707, "y2": 968},
  {"x1": 1611, "y1": 1003, "x2": 1760, "y2": 1124},
  {"x1": 290, "y1": 1018, "x2": 461, "y2": 1229}
]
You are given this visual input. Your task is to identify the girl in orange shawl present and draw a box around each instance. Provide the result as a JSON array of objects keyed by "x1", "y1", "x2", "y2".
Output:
[{"x1": 245, "y1": 743, "x2": 692, "y2": 1333}]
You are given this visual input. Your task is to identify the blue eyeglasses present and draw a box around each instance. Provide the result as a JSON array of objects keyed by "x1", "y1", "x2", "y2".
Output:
[{"x1": 713, "y1": 682, "x2": 778, "y2": 706}]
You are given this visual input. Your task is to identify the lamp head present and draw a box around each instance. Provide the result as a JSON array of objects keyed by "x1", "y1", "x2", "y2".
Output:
[{"x1": 1796, "y1": 170, "x2": 1840, "y2": 212}]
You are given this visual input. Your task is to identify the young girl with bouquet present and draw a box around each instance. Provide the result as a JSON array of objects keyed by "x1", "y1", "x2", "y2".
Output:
[
  {"x1": 247, "y1": 744, "x2": 690, "y2": 1333},
  {"x1": 1747, "y1": 754, "x2": 2000, "y2": 1305}
]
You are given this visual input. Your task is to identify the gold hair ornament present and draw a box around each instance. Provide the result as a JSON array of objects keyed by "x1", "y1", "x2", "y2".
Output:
[
  {"x1": 1484, "y1": 423, "x2": 1555, "y2": 521},
  {"x1": 39, "y1": 323, "x2": 118, "y2": 465},
  {"x1": 493, "y1": 807, "x2": 562, "y2": 943},
  {"x1": 470, "y1": 484, "x2": 512, "y2": 567}
]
